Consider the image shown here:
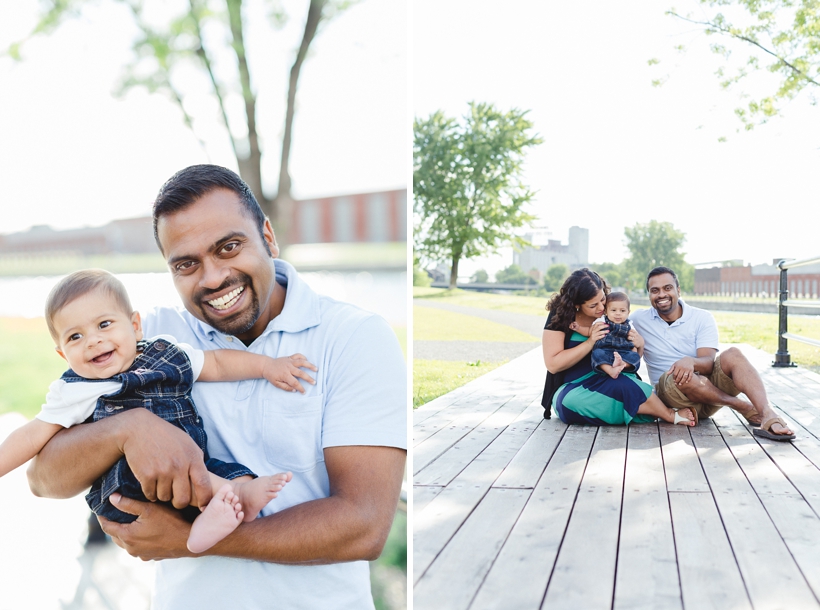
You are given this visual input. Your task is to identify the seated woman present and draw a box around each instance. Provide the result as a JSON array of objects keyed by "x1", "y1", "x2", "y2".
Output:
[{"x1": 542, "y1": 268, "x2": 696, "y2": 426}]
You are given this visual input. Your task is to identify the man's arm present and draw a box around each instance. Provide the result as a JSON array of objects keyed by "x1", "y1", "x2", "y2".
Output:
[
  {"x1": 99, "y1": 444, "x2": 407, "y2": 563},
  {"x1": 668, "y1": 348, "x2": 717, "y2": 384},
  {"x1": 27, "y1": 408, "x2": 213, "y2": 507}
]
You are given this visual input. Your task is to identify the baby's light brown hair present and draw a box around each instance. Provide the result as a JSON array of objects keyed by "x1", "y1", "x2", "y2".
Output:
[
  {"x1": 605, "y1": 291, "x2": 630, "y2": 309},
  {"x1": 45, "y1": 269, "x2": 134, "y2": 341}
]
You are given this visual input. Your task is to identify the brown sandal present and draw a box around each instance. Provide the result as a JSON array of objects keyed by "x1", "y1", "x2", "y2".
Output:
[{"x1": 753, "y1": 417, "x2": 795, "y2": 442}]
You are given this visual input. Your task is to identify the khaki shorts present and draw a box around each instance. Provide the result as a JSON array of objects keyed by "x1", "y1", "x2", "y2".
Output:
[{"x1": 655, "y1": 354, "x2": 740, "y2": 419}]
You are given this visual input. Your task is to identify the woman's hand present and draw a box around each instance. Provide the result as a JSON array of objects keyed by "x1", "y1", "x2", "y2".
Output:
[{"x1": 586, "y1": 320, "x2": 609, "y2": 345}]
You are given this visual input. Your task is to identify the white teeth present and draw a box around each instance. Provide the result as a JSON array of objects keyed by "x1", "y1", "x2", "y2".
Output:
[{"x1": 208, "y1": 286, "x2": 244, "y2": 310}]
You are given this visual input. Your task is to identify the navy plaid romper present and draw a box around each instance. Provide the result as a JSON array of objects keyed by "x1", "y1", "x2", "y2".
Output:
[
  {"x1": 590, "y1": 316, "x2": 642, "y2": 373},
  {"x1": 64, "y1": 337, "x2": 255, "y2": 523}
]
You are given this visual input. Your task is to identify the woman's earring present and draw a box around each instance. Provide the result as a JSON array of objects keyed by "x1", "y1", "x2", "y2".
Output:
[{"x1": 575, "y1": 307, "x2": 579, "y2": 312}]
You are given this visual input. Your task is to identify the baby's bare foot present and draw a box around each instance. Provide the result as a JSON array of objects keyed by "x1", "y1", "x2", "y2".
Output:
[
  {"x1": 234, "y1": 472, "x2": 292, "y2": 523},
  {"x1": 187, "y1": 484, "x2": 244, "y2": 553}
]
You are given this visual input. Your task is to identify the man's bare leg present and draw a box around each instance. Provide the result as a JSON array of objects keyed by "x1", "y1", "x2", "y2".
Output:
[{"x1": 677, "y1": 347, "x2": 793, "y2": 436}]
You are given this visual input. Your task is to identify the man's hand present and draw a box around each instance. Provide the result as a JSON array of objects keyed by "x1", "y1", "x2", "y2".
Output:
[
  {"x1": 118, "y1": 409, "x2": 213, "y2": 509},
  {"x1": 99, "y1": 493, "x2": 194, "y2": 561},
  {"x1": 627, "y1": 328, "x2": 644, "y2": 351},
  {"x1": 669, "y1": 356, "x2": 696, "y2": 386}
]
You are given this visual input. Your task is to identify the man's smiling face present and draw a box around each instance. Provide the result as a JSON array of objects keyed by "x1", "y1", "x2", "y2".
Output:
[
  {"x1": 647, "y1": 273, "x2": 681, "y2": 318},
  {"x1": 157, "y1": 188, "x2": 279, "y2": 342}
]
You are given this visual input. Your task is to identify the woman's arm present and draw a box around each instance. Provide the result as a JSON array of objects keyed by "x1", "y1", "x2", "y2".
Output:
[
  {"x1": 542, "y1": 324, "x2": 609, "y2": 373},
  {"x1": 200, "y1": 351, "x2": 317, "y2": 393}
]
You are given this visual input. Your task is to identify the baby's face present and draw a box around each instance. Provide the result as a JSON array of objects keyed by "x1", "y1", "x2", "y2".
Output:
[
  {"x1": 53, "y1": 290, "x2": 143, "y2": 379},
  {"x1": 606, "y1": 300, "x2": 630, "y2": 324}
]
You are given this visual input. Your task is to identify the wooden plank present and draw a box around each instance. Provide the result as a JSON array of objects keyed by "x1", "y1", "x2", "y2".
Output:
[
  {"x1": 413, "y1": 488, "x2": 531, "y2": 610},
  {"x1": 752, "y1": 494, "x2": 820, "y2": 602},
  {"x1": 541, "y1": 426, "x2": 626, "y2": 610},
  {"x1": 493, "y1": 418, "x2": 567, "y2": 489},
  {"x1": 669, "y1": 492, "x2": 752, "y2": 610},
  {"x1": 659, "y1": 423, "x2": 710, "y2": 492},
  {"x1": 413, "y1": 395, "x2": 509, "y2": 474},
  {"x1": 614, "y1": 425, "x2": 682, "y2": 610},
  {"x1": 691, "y1": 421, "x2": 820, "y2": 609},
  {"x1": 414, "y1": 394, "x2": 537, "y2": 486},
  {"x1": 413, "y1": 485, "x2": 445, "y2": 515},
  {"x1": 470, "y1": 426, "x2": 596, "y2": 610},
  {"x1": 414, "y1": 408, "x2": 561, "y2": 583}
]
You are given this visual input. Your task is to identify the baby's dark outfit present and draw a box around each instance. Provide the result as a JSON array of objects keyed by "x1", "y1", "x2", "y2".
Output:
[
  {"x1": 62, "y1": 337, "x2": 255, "y2": 523},
  {"x1": 591, "y1": 316, "x2": 641, "y2": 373}
]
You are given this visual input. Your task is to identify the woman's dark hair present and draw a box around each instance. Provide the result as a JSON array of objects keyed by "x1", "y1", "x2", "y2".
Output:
[
  {"x1": 152, "y1": 164, "x2": 269, "y2": 254},
  {"x1": 546, "y1": 268, "x2": 610, "y2": 331}
]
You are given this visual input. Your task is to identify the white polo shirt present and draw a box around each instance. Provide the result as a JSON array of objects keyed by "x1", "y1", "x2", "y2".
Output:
[
  {"x1": 142, "y1": 259, "x2": 406, "y2": 610},
  {"x1": 630, "y1": 300, "x2": 720, "y2": 386}
]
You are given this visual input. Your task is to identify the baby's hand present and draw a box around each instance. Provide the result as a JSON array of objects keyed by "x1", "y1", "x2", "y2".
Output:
[
  {"x1": 569, "y1": 321, "x2": 580, "y2": 331},
  {"x1": 263, "y1": 353, "x2": 317, "y2": 393}
]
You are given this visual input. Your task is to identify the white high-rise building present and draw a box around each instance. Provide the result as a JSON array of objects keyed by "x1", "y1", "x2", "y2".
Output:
[{"x1": 514, "y1": 226, "x2": 589, "y2": 275}]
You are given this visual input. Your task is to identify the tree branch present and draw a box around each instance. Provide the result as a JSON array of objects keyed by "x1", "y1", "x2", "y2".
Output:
[
  {"x1": 668, "y1": 11, "x2": 820, "y2": 89},
  {"x1": 188, "y1": 0, "x2": 240, "y2": 159},
  {"x1": 278, "y1": 0, "x2": 326, "y2": 202}
]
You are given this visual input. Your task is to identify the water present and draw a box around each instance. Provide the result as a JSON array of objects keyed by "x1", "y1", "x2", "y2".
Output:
[{"x1": 0, "y1": 270, "x2": 407, "y2": 326}]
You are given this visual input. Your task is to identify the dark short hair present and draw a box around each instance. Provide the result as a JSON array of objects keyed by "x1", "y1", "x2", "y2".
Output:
[
  {"x1": 646, "y1": 266, "x2": 679, "y2": 291},
  {"x1": 152, "y1": 164, "x2": 269, "y2": 254},
  {"x1": 606, "y1": 291, "x2": 630, "y2": 308},
  {"x1": 45, "y1": 269, "x2": 133, "y2": 341}
]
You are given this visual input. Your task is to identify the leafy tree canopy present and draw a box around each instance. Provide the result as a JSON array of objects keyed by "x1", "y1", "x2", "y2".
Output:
[
  {"x1": 470, "y1": 269, "x2": 489, "y2": 284},
  {"x1": 664, "y1": 1, "x2": 820, "y2": 130},
  {"x1": 413, "y1": 102, "x2": 542, "y2": 288},
  {"x1": 623, "y1": 220, "x2": 694, "y2": 292},
  {"x1": 543, "y1": 263, "x2": 569, "y2": 292},
  {"x1": 495, "y1": 264, "x2": 536, "y2": 285}
]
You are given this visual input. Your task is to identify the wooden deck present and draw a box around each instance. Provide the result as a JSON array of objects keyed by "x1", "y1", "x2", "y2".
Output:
[{"x1": 412, "y1": 344, "x2": 820, "y2": 610}]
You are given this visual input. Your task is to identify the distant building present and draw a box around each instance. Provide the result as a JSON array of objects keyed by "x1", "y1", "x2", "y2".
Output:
[
  {"x1": 0, "y1": 189, "x2": 407, "y2": 257},
  {"x1": 514, "y1": 226, "x2": 589, "y2": 276},
  {"x1": 694, "y1": 259, "x2": 820, "y2": 298}
]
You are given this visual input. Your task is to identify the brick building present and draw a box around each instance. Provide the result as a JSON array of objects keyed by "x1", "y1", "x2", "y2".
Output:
[{"x1": 694, "y1": 260, "x2": 820, "y2": 298}]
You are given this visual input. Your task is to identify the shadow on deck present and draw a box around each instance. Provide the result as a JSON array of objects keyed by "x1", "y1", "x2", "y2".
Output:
[{"x1": 413, "y1": 344, "x2": 820, "y2": 610}]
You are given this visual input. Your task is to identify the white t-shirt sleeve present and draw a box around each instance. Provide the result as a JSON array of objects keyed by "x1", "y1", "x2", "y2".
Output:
[
  {"x1": 148, "y1": 334, "x2": 205, "y2": 381},
  {"x1": 36, "y1": 379, "x2": 123, "y2": 427}
]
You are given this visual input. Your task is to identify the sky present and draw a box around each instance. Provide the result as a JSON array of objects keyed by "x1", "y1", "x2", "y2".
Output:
[
  {"x1": 413, "y1": 0, "x2": 820, "y2": 278},
  {"x1": 0, "y1": 0, "x2": 406, "y2": 236}
]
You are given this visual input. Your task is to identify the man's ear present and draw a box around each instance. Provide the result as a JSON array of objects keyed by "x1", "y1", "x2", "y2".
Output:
[
  {"x1": 132, "y1": 311, "x2": 143, "y2": 342},
  {"x1": 263, "y1": 219, "x2": 279, "y2": 259},
  {"x1": 55, "y1": 346, "x2": 67, "y2": 361}
]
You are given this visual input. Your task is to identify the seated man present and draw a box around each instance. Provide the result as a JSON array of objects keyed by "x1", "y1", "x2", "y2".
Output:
[
  {"x1": 27, "y1": 165, "x2": 408, "y2": 608},
  {"x1": 630, "y1": 266, "x2": 794, "y2": 441}
]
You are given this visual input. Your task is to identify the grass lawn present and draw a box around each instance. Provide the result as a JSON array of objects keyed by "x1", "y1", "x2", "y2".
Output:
[
  {"x1": 0, "y1": 318, "x2": 67, "y2": 419},
  {"x1": 414, "y1": 306, "x2": 538, "y2": 343},
  {"x1": 414, "y1": 286, "x2": 548, "y2": 316},
  {"x1": 413, "y1": 359, "x2": 505, "y2": 407}
]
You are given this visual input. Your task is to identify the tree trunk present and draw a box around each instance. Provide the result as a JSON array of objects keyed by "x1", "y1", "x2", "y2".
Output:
[
  {"x1": 274, "y1": 0, "x2": 325, "y2": 243},
  {"x1": 449, "y1": 254, "x2": 460, "y2": 289},
  {"x1": 226, "y1": 0, "x2": 271, "y2": 222}
]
